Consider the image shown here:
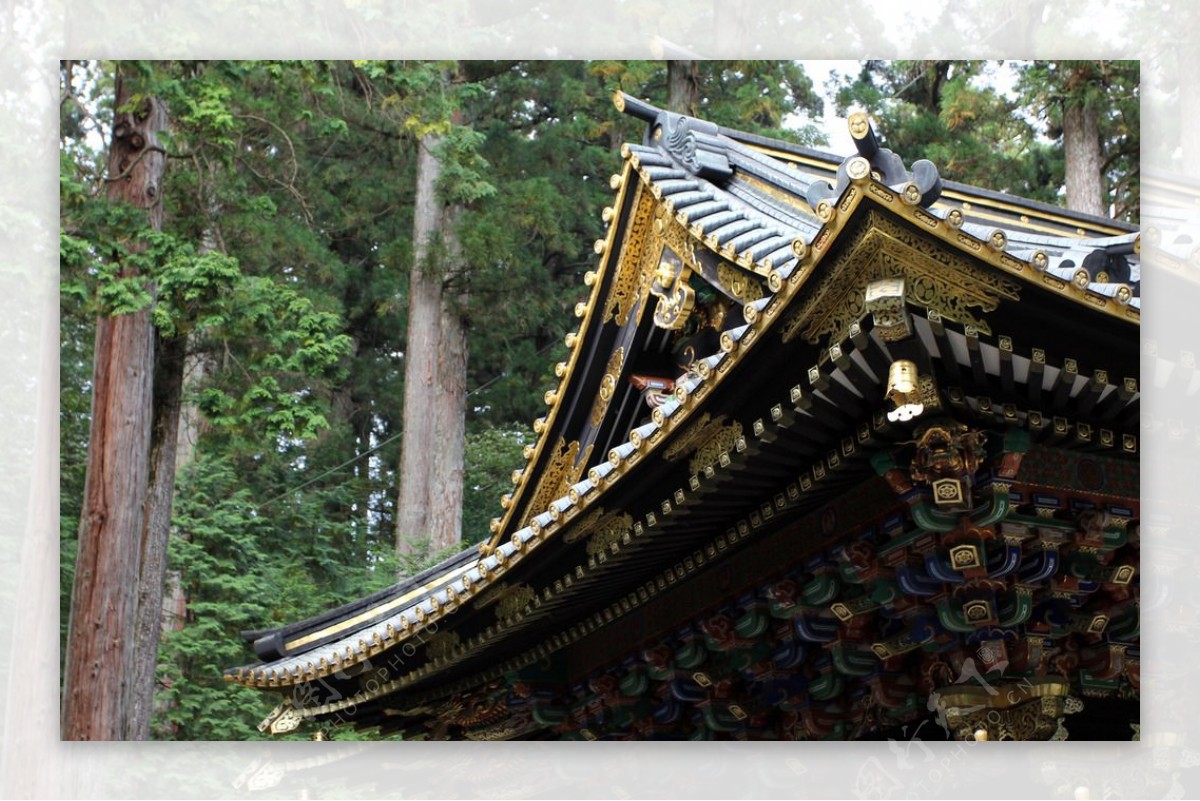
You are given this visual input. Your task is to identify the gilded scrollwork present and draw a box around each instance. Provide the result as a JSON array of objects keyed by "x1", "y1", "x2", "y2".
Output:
[
  {"x1": 522, "y1": 438, "x2": 586, "y2": 527},
  {"x1": 564, "y1": 507, "x2": 605, "y2": 544},
  {"x1": 664, "y1": 413, "x2": 718, "y2": 462},
  {"x1": 495, "y1": 584, "x2": 536, "y2": 619},
  {"x1": 781, "y1": 211, "x2": 1021, "y2": 345},
  {"x1": 589, "y1": 348, "x2": 626, "y2": 428},
  {"x1": 604, "y1": 182, "x2": 655, "y2": 326},
  {"x1": 689, "y1": 419, "x2": 744, "y2": 475},
  {"x1": 585, "y1": 511, "x2": 635, "y2": 556},
  {"x1": 717, "y1": 262, "x2": 764, "y2": 303},
  {"x1": 649, "y1": 246, "x2": 696, "y2": 329}
]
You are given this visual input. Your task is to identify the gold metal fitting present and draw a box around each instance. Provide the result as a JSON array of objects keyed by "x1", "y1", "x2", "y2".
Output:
[
  {"x1": 610, "y1": 173, "x2": 623, "y2": 190},
  {"x1": 533, "y1": 416, "x2": 546, "y2": 433},
  {"x1": 791, "y1": 238, "x2": 808, "y2": 259},
  {"x1": 901, "y1": 182, "x2": 922, "y2": 205},
  {"x1": 544, "y1": 389, "x2": 558, "y2": 405},
  {"x1": 575, "y1": 302, "x2": 588, "y2": 317},
  {"x1": 612, "y1": 91, "x2": 626, "y2": 112},
  {"x1": 594, "y1": 238, "x2": 607, "y2": 255},
  {"x1": 885, "y1": 359, "x2": 925, "y2": 423},
  {"x1": 564, "y1": 332, "x2": 579, "y2": 348},
  {"x1": 947, "y1": 208, "x2": 964, "y2": 228},
  {"x1": 1031, "y1": 250, "x2": 1049, "y2": 270},
  {"x1": 554, "y1": 361, "x2": 568, "y2": 377},
  {"x1": 988, "y1": 229, "x2": 1007, "y2": 251},
  {"x1": 848, "y1": 111, "x2": 870, "y2": 140},
  {"x1": 816, "y1": 200, "x2": 834, "y2": 222},
  {"x1": 846, "y1": 156, "x2": 871, "y2": 181},
  {"x1": 602, "y1": 206, "x2": 615, "y2": 222},
  {"x1": 584, "y1": 270, "x2": 597, "y2": 286},
  {"x1": 655, "y1": 261, "x2": 674, "y2": 288}
]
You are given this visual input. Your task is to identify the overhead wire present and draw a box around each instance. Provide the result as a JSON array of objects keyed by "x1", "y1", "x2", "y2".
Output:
[{"x1": 257, "y1": 338, "x2": 560, "y2": 508}]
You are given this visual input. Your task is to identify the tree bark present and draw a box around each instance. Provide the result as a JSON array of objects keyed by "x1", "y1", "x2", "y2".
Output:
[
  {"x1": 61, "y1": 67, "x2": 167, "y2": 741},
  {"x1": 125, "y1": 332, "x2": 186, "y2": 740},
  {"x1": 1063, "y1": 97, "x2": 1105, "y2": 217},
  {"x1": 667, "y1": 60, "x2": 698, "y2": 115},
  {"x1": 395, "y1": 127, "x2": 468, "y2": 555}
]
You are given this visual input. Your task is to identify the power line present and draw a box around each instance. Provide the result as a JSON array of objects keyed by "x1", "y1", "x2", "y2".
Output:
[{"x1": 258, "y1": 339, "x2": 560, "y2": 508}]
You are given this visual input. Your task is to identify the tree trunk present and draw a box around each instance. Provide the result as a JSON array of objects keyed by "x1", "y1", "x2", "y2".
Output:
[
  {"x1": 61, "y1": 68, "x2": 167, "y2": 741},
  {"x1": 667, "y1": 60, "x2": 698, "y2": 115},
  {"x1": 1063, "y1": 98, "x2": 1105, "y2": 217},
  {"x1": 125, "y1": 332, "x2": 186, "y2": 740},
  {"x1": 395, "y1": 128, "x2": 468, "y2": 555}
]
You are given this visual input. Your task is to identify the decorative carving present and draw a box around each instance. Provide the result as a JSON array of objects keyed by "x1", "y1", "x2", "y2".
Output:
[
  {"x1": 909, "y1": 422, "x2": 987, "y2": 507},
  {"x1": 864, "y1": 277, "x2": 911, "y2": 340},
  {"x1": 463, "y1": 723, "x2": 523, "y2": 741},
  {"x1": 662, "y1": 412, "x2": 743, "y2": 473},
  {"x1": 604, "y1": 182, "x2": 655, "y2": 325},
  {"x1": 932, "y1": 679, "x2": 1080, "y2": 741},
  {"x1": 495, "y1": 585, "x2": 536, "y2": 619},
  {"x1": 475, "y1": 581, "x2": 513, "y2": 608},
  {"x1": 564, "y1": 508, "x2": 606, "y2": 544},
  {"x1": 589, "y1": 347, "x2": 626, "y2": 428},
  {"x1": 425, "y1": 631, "x2": 461, "y2": 660},
  {"x1": 661, "y1": 113, "x2": 732, "y2": 180},
  {"x1": 650, "y1": 244, "x2": 696, "y2": 330},
  {"x1": 259, "y1": 702, "x2": 303, "y2": 735},
  {"x1": 586, "y1": 512, "x2": 635, "y2": 555},
  {"x1": 522, "y1": 438, "x2": 585, "y2": 527},
  {"x1": 782, "y1": 211, "x2": 1021, "y2": 345},
  {"x1": 689, "y1": 420, "x2": 744, "y2": 475},
  {"x1": 664, "y1": 413, "x2": 718, "y2": 461},
  {"x1": 717, "y1": 262, "x2": 764, "y2": 304}
]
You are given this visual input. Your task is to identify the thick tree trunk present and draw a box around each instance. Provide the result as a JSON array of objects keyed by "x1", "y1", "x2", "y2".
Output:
[
  {"x1": 395, "y1": 130, "x2": 467, "y2": 555},
  {"x1": 61, "y1": 69, "x2": 167, "y2": 741},
  {"x1": 667, "y1": 60, "x2": 698, "y2": 115},
  {"x1": 125, "y1": 332, "x2": 186, "y2": 740},
  {"x1": 1063, "y1": 99, "x2": 1105, "y2": 217}
]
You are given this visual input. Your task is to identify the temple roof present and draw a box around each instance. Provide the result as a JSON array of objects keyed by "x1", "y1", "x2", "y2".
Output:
[{"x1": 226, "y1": 95, "x2": 1139, "y2": 739}]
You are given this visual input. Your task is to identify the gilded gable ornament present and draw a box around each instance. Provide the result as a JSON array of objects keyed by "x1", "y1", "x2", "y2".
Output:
[
  {"x1": 781, "y1": 211, "x2": 1021, "y2": 345},
  {"x1": 604, "y1": 182, "x2": 655, "y2": 326},
  {"x1": 522, "y1": 438, "x2": 585, "y2": 527}
]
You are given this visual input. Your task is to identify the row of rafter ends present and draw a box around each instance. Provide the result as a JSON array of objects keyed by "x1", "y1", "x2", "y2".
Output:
[
  {"x1": 225, "y1": 232, "x2": 804, "y2": 689},
  {"x1": 230, "y1": 138, "x2": 1139, "y2": 692}
]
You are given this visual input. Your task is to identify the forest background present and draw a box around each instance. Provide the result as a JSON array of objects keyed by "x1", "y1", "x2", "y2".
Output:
[{"x1": 57, "y1": 59, "x2": 1139, "y2": 740}]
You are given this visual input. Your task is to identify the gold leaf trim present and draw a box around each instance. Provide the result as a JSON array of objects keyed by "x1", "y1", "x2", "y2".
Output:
[
  {"x1": 589, "y1": 347, "x2": 626, "y2": 428},
  {"x1": 782, "y1": 211, "x2": 1021, "y2": 345},
  {"x1": 522, "y1": 438, "x2": 584, "y2": 527}
]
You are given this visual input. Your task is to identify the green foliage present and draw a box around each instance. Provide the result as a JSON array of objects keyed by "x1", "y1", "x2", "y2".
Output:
[
  {"x1": 1015, "y1": 60, "x2": 1139, "y2": 220},
  {"x1": 830, "y1": 60, "x2": 1138, "y2": 220},
  {"x1": 64, "y1": 60, "x2": 1126, "y2": 742},
  {"x1": 155, "y1": 453, "x2": 404, "y2": 739},
  {"x1": 462, "y1": 424, "x2": 528, "y2": 544},
  {"x1": 831, "y1": 60, "x2": 1064, "y2": 205}
]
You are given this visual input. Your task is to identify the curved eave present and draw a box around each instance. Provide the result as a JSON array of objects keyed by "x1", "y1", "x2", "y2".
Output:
[{"x1": 229, "y1": 108, "x2": 1140, "y2": 712}]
